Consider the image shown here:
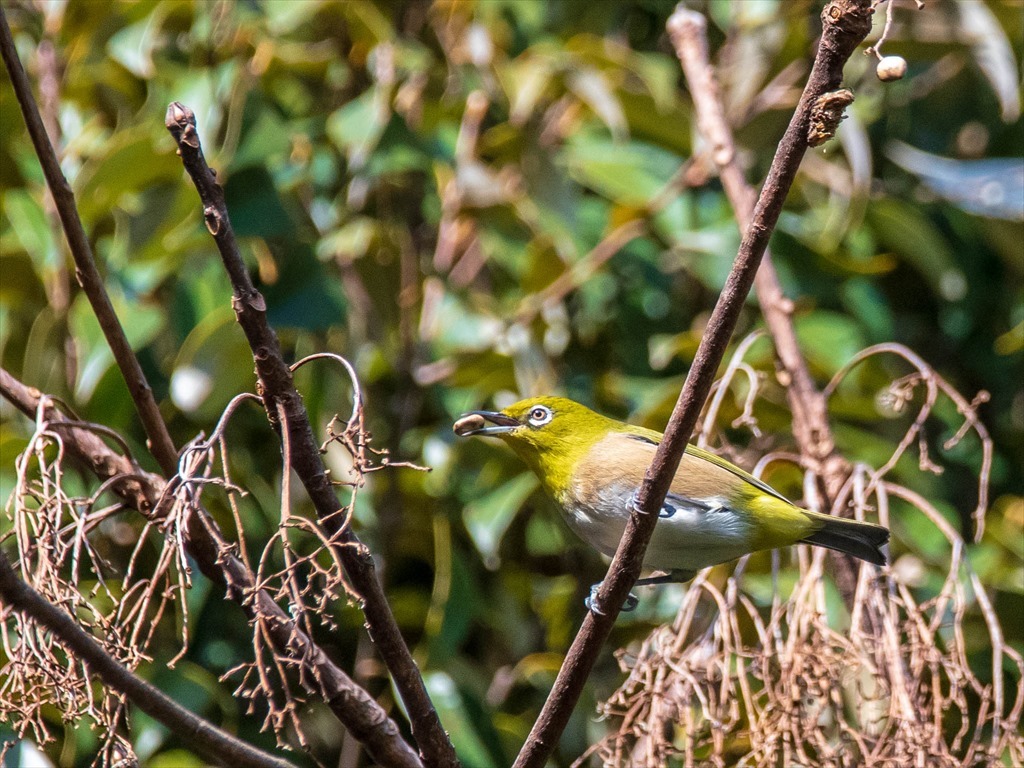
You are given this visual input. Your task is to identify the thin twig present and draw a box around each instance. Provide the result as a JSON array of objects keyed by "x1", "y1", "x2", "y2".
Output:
[
  {"x1": 164, "y1": 102, "x2": 457, "y2": 768},
  {"x1": 825, "y1": 343, "x2": 992, "y2": 540},
  {"x1": 667, "y1": 5, "x2": 865, "y2": 602},
  {"x1": 512, "y1": 2, "x2": 877, "y2": 766},
  {"x1": 0, "y1": 8, "x2": 179, "y2": 477}
]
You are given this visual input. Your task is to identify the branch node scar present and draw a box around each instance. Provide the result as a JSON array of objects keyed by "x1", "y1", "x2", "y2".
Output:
[{"x1": 203, "y1": 207, "x2": 221, "y2": 235}]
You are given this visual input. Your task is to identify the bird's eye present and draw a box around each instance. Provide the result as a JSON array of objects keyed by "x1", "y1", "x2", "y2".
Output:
[{"x1": 527, "y1": 406, "x2": 552, "y2": 426}]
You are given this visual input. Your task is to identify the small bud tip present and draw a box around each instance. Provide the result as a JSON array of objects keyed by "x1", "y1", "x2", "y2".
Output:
[{"x1": 166, "y1": 102, "x2": 192, "y2": 124}]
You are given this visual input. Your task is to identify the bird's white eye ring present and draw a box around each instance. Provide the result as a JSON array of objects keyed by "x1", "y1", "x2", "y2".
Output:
[{"x1": 528, "y1": 406, "x2": 552, "y2": 426}]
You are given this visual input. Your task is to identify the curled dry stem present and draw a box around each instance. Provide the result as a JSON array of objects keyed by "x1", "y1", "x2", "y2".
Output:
[
  {"x1": 865, "y1": 0, "x2": 925, "y2": 61},
  {"x1": 825, "y1": 342, "x2": 992, "y2": 540}
]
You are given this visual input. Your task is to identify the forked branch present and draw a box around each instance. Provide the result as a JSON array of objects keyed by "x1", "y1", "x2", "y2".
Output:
[
  {"x1": 667, "y1": 6, "x2": 863, "y2": 600},
  {"x1": 165, "y1": 103, "x2": 457, "y2": 768}
]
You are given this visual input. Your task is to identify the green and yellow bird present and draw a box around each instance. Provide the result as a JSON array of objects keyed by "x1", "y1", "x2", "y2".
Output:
[{"x1": 454, "y1": 396, "x2": 888, "y2": 608}]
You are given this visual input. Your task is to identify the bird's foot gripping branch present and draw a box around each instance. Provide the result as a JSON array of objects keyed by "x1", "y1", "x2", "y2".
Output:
[{"x1": 585, "y1": 584, "x2": 639, "y2": 615}]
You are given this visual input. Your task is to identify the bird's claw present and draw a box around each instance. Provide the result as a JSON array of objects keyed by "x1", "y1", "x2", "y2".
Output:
[
  {"x1": 584, "y1": 584, "x2": 604, "y2": 615},
  {"x1": 628, "y1": 491, "x2": 642, "y2": 515},
  {"x1": 585, "y1": 583, "x2": 640, "y2": 613},
  {"x1": 629, "y1": 491, "x2": 676, "y2": 518}
]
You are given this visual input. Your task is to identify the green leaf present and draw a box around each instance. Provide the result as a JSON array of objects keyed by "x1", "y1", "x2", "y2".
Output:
[
  {"x1": 326, "y1": 89, "x2": 387, "y2": 167},
  {"x1": 423, "y1": 672, "x2": 502, "y2": 768},
  {"x1": 3, "y1": 190, "x2": 57, "y2": 269},
  {"x1": 74, "y1": 129, "x2": 182, "y2": 224},
  {"x1": 868, "y1": 199, "x2": 966, "y2": 301},
  {"x1": 428, "y1": 554, "x2": 479, "y2": 660},
  {"x1": 231, "y1": 106, "x2": 292, "y2": 171},
  {"x1": 564, "y1": 132, "x2": 681, "y2": 206},
  {"x1": 617, "y1": 89, "x2": 692, "y2": 155},
  {"x1": 170, "y1": 306, "x2": 255, "y2": 421},
  {"x1": 342, "y1": 0, "x2": 396, "y2": 45},
  {"x1": 106, "y1": 14, "x2": 164, "y2": 78},
  {"x1": 69, "y1": 291, "x2": 165, "y2": 400},
  {"x1": 956, "y1": 0, "x2": 1021, "y2": 123},
  {"x1": 463, "y1": 471, "x2": 538, "y2": 567},
  {"x1": 793, "y1": 311, "x2": 867, "y2": 376},
  {"x1": 147, "y1": 752, "x2": 208, "y2": 768},
  {"x1": 501, "y1": 55, "x2": 554, "y2": 124},
  {"x1": 222, "y1": 166, "x2": 296, "y2": 239},
  {"x1": 566, "y1": 67, "x2": 627, "y2": 142}
]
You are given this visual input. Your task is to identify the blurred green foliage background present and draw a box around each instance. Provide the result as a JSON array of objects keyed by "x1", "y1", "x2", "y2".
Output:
[{"x1": 1, "y1": 1, "x2": 1021, "y2": 766}]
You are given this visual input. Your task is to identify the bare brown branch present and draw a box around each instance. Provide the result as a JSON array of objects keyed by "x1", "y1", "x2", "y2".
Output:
[
  {"x1": 667, "y1": 5, "x2": 864, "y2": 601},
  {"x1": 0, "y1": 21, "x2": 427, "y2": 748},
  {"x1": 511, "y1": 3, "x2": 877, "y2": 766},
  {"x1": 0, "y1": 7, "x2": 178, "y2": 477},
  {"x1": 164, "y1": 103, "x2": 457, "y2": 768}
]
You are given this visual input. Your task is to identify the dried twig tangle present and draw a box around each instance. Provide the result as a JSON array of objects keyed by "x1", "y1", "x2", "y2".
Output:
[
  {"x1": 0, "y1": 551, "x2": 295, "y2": 768},
  {"x1": 0, "y1": 368, "x2": 425, "y2": 768},
  {"x1": 589, "y1": 341, "x2": 1021, "y2": 767},
  {"x1": 2, "y1": 5, "x2": 428, "y2": 758}
]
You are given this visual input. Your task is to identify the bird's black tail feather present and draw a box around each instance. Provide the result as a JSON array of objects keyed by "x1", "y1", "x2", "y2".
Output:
[{"x1": 801, "y1": 515, "x2": 889, "y2": 566}]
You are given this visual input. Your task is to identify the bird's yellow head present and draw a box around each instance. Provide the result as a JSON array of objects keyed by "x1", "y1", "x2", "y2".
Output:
[{"x1": 454, "y1": 396, "x2": 620, "y2": 498}]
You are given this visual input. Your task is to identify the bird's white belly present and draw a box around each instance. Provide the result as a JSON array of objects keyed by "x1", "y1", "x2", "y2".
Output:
[{"x1": 563, "y1": 482, "x2": 758, "y2": 572}]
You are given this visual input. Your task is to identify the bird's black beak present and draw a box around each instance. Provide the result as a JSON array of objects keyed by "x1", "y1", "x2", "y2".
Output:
[{"x1": 453, "y1": 410, "x2": 519, "y2": 437}]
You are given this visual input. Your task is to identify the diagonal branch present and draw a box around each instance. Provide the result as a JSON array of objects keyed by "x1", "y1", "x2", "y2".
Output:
[
  {"x1": 0, "y1": 7, "x2": 178, "y2": 477},
  {"x1": 164, "y1": 103, "x2": 458, "y2": 768},
  {"x1": 0, "y1": 367, "x2": 424, "y2": 768},
  {"x1": 668, "y1": 6, "x2": 861, "y2": 602},
  {"x1": 511, "y1": 2, "x2": 876, "y2": 766},
  {"x1": 0, "y1": 551, "x2": 294, "y2": 768}
]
